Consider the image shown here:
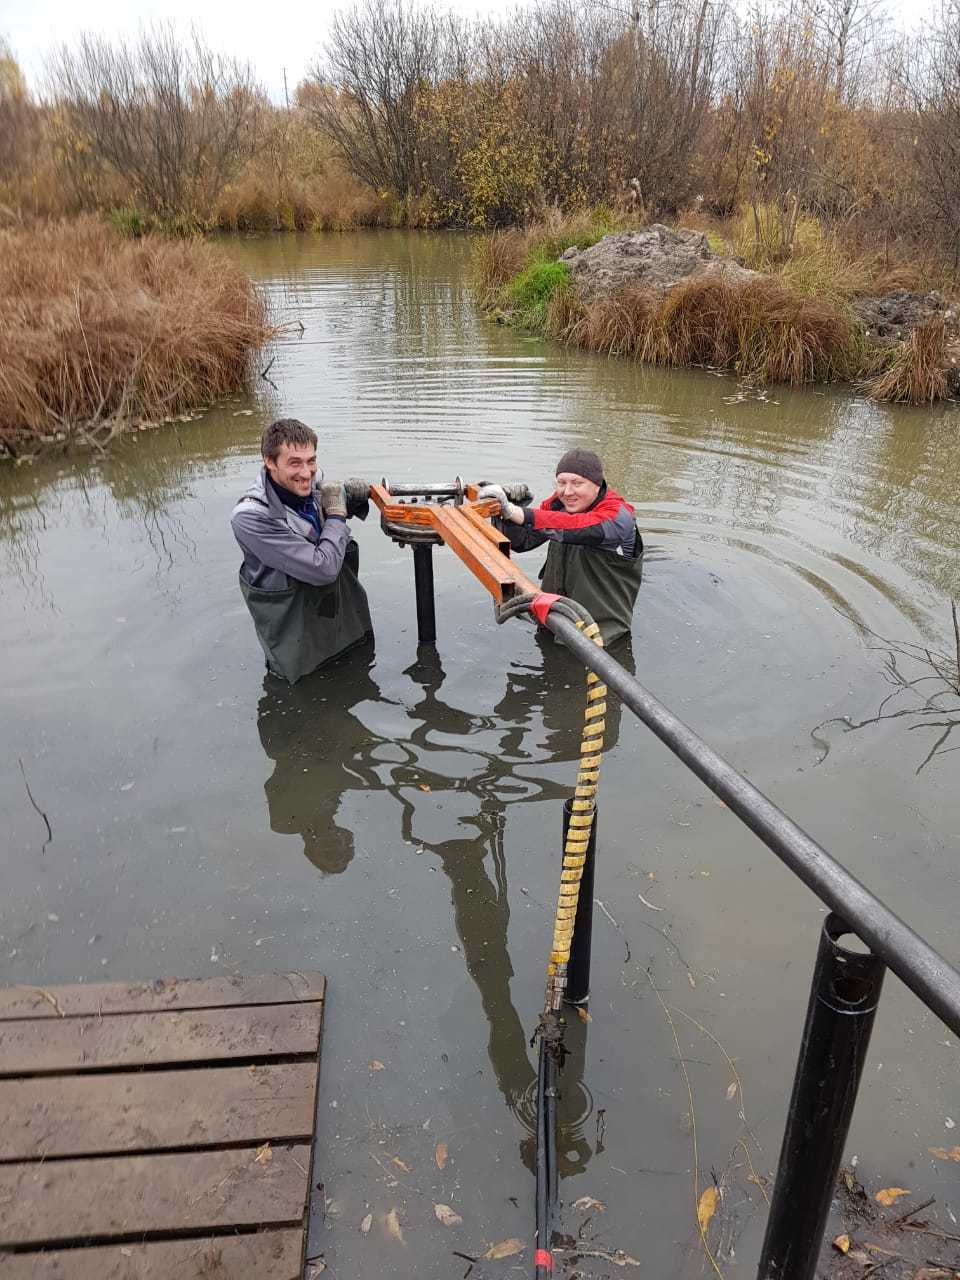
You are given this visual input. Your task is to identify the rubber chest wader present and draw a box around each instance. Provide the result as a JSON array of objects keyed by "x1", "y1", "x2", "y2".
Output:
[
  {"x1": 540, "y1": 528, "x2": 644, "y2": 646},
  {"x1": 240, "y1": 540, "x2": 372, "y2": 683}
]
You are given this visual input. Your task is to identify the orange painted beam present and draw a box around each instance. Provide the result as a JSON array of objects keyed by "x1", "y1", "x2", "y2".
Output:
[{"x1": 370, "y1": 483, "x2": 539, "y2": 606}]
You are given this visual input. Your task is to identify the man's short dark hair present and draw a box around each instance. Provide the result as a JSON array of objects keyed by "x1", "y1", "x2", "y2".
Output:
[{"x1": 261, "y1": 419, "x2": 318, "y2": 461}]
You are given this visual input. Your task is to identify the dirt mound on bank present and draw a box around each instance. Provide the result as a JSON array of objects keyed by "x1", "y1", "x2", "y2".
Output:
[
  {"x1": 853, "y1": 290, "x2": 957, "y2": 345},
  {"x1": 559, "y1": 224, "x2": 757, "y2": 298}
]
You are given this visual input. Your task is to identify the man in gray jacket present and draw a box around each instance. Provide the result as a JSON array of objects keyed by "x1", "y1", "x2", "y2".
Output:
[{"x1": 231, "y1": 419, "x2": 372, "y2": 683}]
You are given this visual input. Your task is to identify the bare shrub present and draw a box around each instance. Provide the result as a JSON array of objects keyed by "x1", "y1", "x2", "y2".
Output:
[
  {"x1": 900, "y1": 0, "x2": 960, "y2": 268},
  {"x1": 46, "y1": 26, "x2": 266, "y2": 227}
]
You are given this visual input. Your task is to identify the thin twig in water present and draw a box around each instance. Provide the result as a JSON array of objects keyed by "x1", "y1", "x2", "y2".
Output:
[
  {"x1": 668, "y1": 1005, "x2": 763, "y2": 1155},
  {"x1": 735, "y1": 1137, "x2": 770, "y2": 1205},
  {"x1": 18, "y1": 757, "x2": 52, "y2": 853},
  {"x1": 888, "y1": 1194, "x2": 935, "y2": 1227},
  {"x1": 643, "y1": 967, "x2": 725, "y2": 1279},
  {"x1": 553, "y1": 1245, "x2": 642, "y2": 1267}
]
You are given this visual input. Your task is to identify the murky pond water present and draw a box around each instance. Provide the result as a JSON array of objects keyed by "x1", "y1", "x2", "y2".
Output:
[{"x1": 2, "y1": 231, "x2": 958, "y2": 1277}]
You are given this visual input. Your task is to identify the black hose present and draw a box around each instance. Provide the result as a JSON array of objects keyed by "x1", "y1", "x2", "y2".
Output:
[{"x1": 534, "y1": 1023, "x2": 559, "y2": 1278}]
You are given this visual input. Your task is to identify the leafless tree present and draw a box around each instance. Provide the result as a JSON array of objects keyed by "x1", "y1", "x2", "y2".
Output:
[
  {"x1": 308, "y1": 0, "x2": 448, "y2": 197},
  {"x1": 814, "y1": 0, "x2": 887, "y2": 101},
  {"x1": 46, "y1": 26, "x2": 266, "y2": 225},
  {"x1": 900, "y1": 0, "x2": 960, "y2": 264}
]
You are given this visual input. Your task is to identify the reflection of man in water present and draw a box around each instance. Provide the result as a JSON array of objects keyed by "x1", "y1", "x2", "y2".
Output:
[
  {"x1": 254, "y1": 637, "x2": 632, "y2": 1177},
  {"x1": 256, "y1": 642, "x2": 385, "y2": 875}
]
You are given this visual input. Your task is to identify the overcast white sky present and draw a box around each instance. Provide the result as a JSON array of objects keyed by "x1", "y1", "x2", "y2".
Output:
[
  {"x1": 2, "y1": 0, "x2": 524, "y2": 101},
  {"x1": 2, "y1": 0, "x2": 935, "y2": 104}
]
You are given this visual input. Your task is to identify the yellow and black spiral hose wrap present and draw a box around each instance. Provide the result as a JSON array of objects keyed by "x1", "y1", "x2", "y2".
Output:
[{"x1": 543, "y1": 617, "x2": 606, "y2": 1013}]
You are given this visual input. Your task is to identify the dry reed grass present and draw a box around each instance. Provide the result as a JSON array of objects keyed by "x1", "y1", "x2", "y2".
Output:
[
  {"x1": 0, "y1": 218, "x2": 275, "y2": 453},
  {"x1": 552, "y1": 269, "x2": 859, "y2": 387},
  {"x1": 214, "y1": 170, "x2": 393, "y2": 233},
  {"x1": 472, "y1": 229, "x2": 528, "y2": 308},
  {"x1": 861, "y1": 316, "x2": 950, "y2": 405}
]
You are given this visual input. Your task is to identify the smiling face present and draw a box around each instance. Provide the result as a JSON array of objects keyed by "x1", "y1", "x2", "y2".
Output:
[
  {"x1": 555, "y1": 470, "x2": 601, "y2": 514},
  {"x1": 265, "y1": 442, "x2": 317, "y2": 497}
]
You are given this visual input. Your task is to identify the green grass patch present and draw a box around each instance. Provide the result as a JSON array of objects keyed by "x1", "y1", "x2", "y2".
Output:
[{"x1": 508, "y1": 253, "x2": 571, "y2": 329}]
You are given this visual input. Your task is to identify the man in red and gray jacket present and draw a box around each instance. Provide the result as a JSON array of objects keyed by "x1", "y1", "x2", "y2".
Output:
[{"x1": 479, "y1": 448, "x2": 643, "y2": 645}]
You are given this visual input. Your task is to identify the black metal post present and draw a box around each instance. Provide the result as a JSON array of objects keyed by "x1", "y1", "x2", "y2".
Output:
[
  {"x1": 412, "y1": 543, "x2": 436, "y2": 645},
  {"x1": 757, "y1": 914, "x2": 886, "y2": 1280},
  {"x1": 563, "y1": 799, "x2": 598, "y2": 1005}
]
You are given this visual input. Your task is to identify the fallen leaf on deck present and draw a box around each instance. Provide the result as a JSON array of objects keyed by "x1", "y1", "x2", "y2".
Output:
[
  {"x1": 360, "y1": 1213, "x2": 372, "y2": 1235},
  {"x1": 391, "y1": 1156, "x2": 411, "y2": 1173},
  {"x1": 484, "y1": 1238, "x2": 524, "y2": 1260},
  {"x1": 832, "y1": 1234, "x2": 850, "y2": 1254},
  {"x1": 726, "y1": 1082, "x2": 738, "y2": 1101},
  {"x1": 434, "y1": 1203, "x2": 463, "y2": 1227},
  {"x1": 435, "y1": 1141, "x2": 448, "y2": 1169},
  {"x1": 874, "y1": 1187, "x2": 910, "y2": 1206},
  {"x1": 369, "y1": 1060, "x2": 385, "y2": 1071},
  {"x1": 385, "y1": 1208, "x2": 405, "y2": 1244},
  {"x1": 572, "y1": 1195, "x2": 606, "y2": 1213},
  {"x1": 697, "y1": 1186, "x2": 719, "y2": 1232},
  {"x1": 577, "y1": 1007, "x2": 592, "y2": 1023},
  {"x1": 254, "y1": 1143, "x2": 272, "y2": 1165},
  {"x1": 929, "y1": 1146, "x2": 960, "y2": 1161}
]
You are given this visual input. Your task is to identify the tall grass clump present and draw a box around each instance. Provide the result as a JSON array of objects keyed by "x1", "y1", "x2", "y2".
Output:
[
  {"x1": 552, "y1": 270, "x2": 859, "y2": 387},
  {"x1": 0, "y1": 218, "x2": 274, "y2": 454},
  {"x1": 862, "y1": 316, "x2": 950, "y2": 405},
  {"x1": 472, "y1": 229, "x2": 527, "y2": 308}
]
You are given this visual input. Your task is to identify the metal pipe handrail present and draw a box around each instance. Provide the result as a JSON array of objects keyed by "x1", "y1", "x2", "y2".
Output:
[{"x1": 544, "y1": 612, "x2": 960, "y2": 1038}]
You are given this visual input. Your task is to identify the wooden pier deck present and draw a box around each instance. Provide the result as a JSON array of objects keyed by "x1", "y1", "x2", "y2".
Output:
[{"x1": 0, "y1": 971, "x2": 326, "y2": 1279}]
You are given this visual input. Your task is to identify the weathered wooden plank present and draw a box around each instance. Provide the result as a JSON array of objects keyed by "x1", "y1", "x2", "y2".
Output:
[
  {"x1": 0, "y1": 1143, "x2": 312, "y2": 1246},
  {"x1": 0, "y1": 1062, "x2": 318, "y2": 1160},
  {"x1": 0, "y1": 1228, "x2": 303, "y2": 1279},
  {"x1": 0, "y1": 1002, "x2": 322, "y2": 1076},
  {"x1": 0, "y1": 972, "x2": 324, "y2": 1022}
]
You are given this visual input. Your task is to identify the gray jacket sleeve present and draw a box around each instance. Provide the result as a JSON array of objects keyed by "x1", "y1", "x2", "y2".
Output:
[{"x1": 232, "y1": 507, "x2": 350, "y2": 587}]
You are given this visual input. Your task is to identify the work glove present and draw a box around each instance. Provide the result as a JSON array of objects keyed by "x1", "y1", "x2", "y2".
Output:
[
  {"x1": 477, "y1": 482, "x2": 524, "y2": 525},
  {"x1": 344, "y1": 477, "x2": 370, "y2": 521},
  {"x1": 320, "y1": 481, "x2": 347, "y2": 519}
]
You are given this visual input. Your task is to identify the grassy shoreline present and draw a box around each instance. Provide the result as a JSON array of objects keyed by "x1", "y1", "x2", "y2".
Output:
[
  {"x1": 474, "y1": 211, "x2": 959, "y2": 407},
  {"x1": 0, "y1": 220, "x2": 275, "y2": 458}
]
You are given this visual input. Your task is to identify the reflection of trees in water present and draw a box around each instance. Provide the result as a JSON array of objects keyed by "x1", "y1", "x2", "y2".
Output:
[
  {"x1": 95, "y1": 450, "x2": 198, "y2": 574},
  {"x1": 0, "y1": 486, "x2": 56, "y2": 612},
  {"x1": 0, "y1": 436, "x2": 209, "y2": 608},
  {"x1": 256, "y1": 635, "x2": 634, "y2": 1179},
  {"x1": 812, "y1": 604, "x2": 960, "y2": 773}
]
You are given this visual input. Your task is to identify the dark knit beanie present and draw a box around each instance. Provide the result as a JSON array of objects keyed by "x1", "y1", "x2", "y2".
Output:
[{"x1": 556, "y1": 448, "x2": 604, "y2": 486}]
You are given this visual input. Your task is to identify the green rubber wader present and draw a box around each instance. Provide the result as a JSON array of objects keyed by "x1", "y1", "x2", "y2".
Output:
[
  {"x1": 239, "y1": 540, "x2": 372, "y2": 683},
  {"x1": 540, "y1": 526, "x2": 644, "y2": 645}
]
